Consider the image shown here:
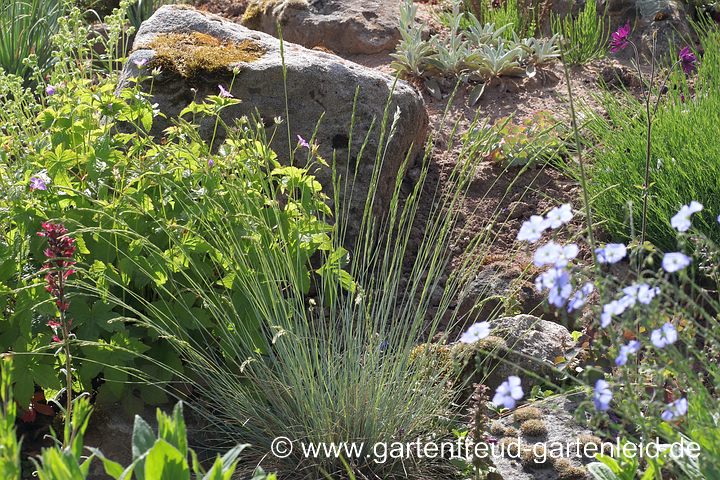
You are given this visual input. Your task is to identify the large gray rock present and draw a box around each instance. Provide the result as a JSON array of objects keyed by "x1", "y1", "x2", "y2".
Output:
[
  {"x1": 120, "y1": 5, "x2": 427, "y2": 222},
  {"x1": 455, "y1": 315, "x2": 578, "y2": 391},
  {"x1": 241, "y1": 0, "x2": 401, "y2": 55}
]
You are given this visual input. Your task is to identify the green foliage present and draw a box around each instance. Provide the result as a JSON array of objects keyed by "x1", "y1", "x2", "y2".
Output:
[
  {"x1": 551, "y1": 0, "x2": 608, "y2": 65},
  {"x1": 0, "y1": 359, "x2": 271, "y2": 479},
  {"x1": 576, "y1": 27, "x2": 720, "y2": 249},
  {"x1": 461, "y1": 0, "x2": 536, "y2": 39},
  {"x1": 392, "y1": 0, "x2": 558, "y2": 85},
  {"x1": 0, "y1": 0, "x2": 66, "y2": 80},
  {"x1": 470, "y1": 110, "x2": 565, "y2": 166},
  {"x1": 126, "y1": 0, "x2": 178, "y2": 30},
  {"x1": 0, "y1": 59, "x2": 340, "y2": 411}
]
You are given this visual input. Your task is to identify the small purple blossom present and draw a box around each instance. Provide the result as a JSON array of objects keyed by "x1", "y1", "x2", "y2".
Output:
[
  {"x1": 662, "y1": 252, "x2": 691, "y2": 273},
  {"x1": 460, "y1": 321, "x2": 491, "y2": 343},
  {"x1": 595, "y1": 243, "x2": 627, "y2": 264},
  {"x1": 593, "y1": 379, "x2": 613, "y2": 411},
  {"x1": 45, "y1": 85, "x2": 56, "y2": 96},
  {"x1": 679, "y1": 47, "x2": 698, "y2": 75},
  {"x1": 651, "y1": 323, "x2": 678, "y2": 348},
  {"x1": 297, "y1": 135, "x2": 310, "y2": 149},
  {"x1": 610, "y1": 22, "x2": 631, "y2": 53},
  {"x1": 218, "y1": 84, "x2": 233, "y2": 98},
  {"x1": 492, "y1": 376, "x2": 524, "y2": 409},
  {"x1": 615, "y1": 340, "x2": 641, "y2": 366},
  {"x1": 30, "y1": 176, "x2": 48, "y2": 191},
  {"x1": 208, "y1": 158, "x2": 215, "y2": 168},
  {"x1": 661, "y1": 398, "x2": 688, "y2": 421},
  {"x1": 517, "y1": 215, "x2": 549, "y2": 243}
]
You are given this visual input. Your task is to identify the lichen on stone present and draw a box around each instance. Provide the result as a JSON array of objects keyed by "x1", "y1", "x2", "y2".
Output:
[{"x1": 145, "y1": 32, "x2": 265, "y2": 79}]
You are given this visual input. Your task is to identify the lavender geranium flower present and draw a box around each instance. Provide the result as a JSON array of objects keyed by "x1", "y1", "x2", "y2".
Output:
[
  {"x1": 593, "y1": 379, "x2": 613, "y2": 411},
  {"x1": 610, "y1": 22, "x2": 631, "y2": 53},
  {"x1": 651, "y1": 323, "x2": 678, "y2": 348},
  {"x1": 45, "y1": 85, "x2": 56, "y2": 96},
  {"x1": 568, "y1": 282, "x2": 594, "y2": 313},
  {"x1": 492, "y1": 376, "x2": 524, "y2": 409},
  {"x1": 133, "y1": 57, "x2": 148, "y2": 69},
  {"x1": 460, "y1": 321, "x2": 491, "y2": 343},
  {"x1": 595, "y1": 243, "x2": 627, "y2": 264},
  {"x1": 218, "y1": 84, "x2": 233, "y2": 98},
  {"x1": 545, "y1": 203, "x2": 573, "y2": 229},
  {"x1": 615, "y1": 340, "x2": 641, "y2": 366},
  {"x1": 661, "y1": 398, "x2": 688, "y2": 421},
  {"x1": 679, "y1": 47, "x2": 698, "y2": 75},
  {"x1": 297, "y1": 135, "x2": 310, "y2": 149},
  {"x1": 517, "y1": 215, "x2": 549, "y2": 243},
  {"x1": 29, "y1": 171, "x2": 51, "y2": 191},
  {"x1": 662, "y1": 252, "x2": 691, "y2": 273},
  {"x1": 670, "y1": 201, "x2": 703, "y2": 232}
]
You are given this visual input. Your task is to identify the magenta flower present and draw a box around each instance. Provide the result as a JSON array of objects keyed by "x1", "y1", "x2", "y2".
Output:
[
  {"x1": 610, "y1": 22, "x2": 631, "y2": 53},
  {"x1": 218, "y1": 84, "x2": 233, "y2": 98},
  {"x1": 679, "y1": 47, "x2": 698, "y2": 75},
  {"x1": 38, "y1": 222, "x2": 77, "y2": 313}
]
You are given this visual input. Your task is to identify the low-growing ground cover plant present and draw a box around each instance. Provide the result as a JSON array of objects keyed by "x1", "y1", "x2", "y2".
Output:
[{"x1": 392, "y1": 0, "x2": 559, "y2": 95}]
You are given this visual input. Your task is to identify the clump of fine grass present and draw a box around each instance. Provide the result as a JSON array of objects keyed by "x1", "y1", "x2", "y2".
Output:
[{"x1": 551, "y1": 0, "x2": 608, "y2": 65}]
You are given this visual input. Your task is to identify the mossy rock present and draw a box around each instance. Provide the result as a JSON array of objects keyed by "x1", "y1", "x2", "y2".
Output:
[
  {"x1": 241, "y1": 0, "x2": 308, "y2": 28},
  {"x1": 146, "y1": 32, "x2": 265, "y2": 79}
]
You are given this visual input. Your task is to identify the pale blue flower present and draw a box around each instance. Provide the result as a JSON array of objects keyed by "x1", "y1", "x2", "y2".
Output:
[
  {"x1": 568, "y1": 282, "x2": 594, "y2": 312},
  {"x1": 518, "y1": 215, "x2": 549, "y2": 243},
  {"x1": 595, "y1": 243, "x2": 627, "y2": 264},
  {"x1": 651, "y1": 323, "x2": 678, "y2": 348},
  {"x1": 636, "y1": 284, "x2": 660, "y2": 304},
  {"x1": 546, "y1": 203, "x2": 573, "y2": 229},
  {"x1": 535, "y1": 268, "x2": 572, "y2": 308},
  {"x1": 600, "y1": 297, "x2": 633, "y2": 327},
  {"x1": 492, "y1": 376, "x2": 524, "y2": 409},
  {"x1": 615, "y1": 340, "x2": 641, "y2": 366},
  {"x1": 663, "y1": 252, "x2": 691, "y2": 273},
  {"x1": 671, "y1": 201, "x2": 703, "y2": 232},
  {"x1": 460, "y1": 321, "x2": 491, "y2": 343},
  {"x1": 533, "y1": 242, "x2": 578, "y2": 268},
  {"x1": 661, "y1": 398, "x2": 688, "y2": 421},
  {"x1": 593, "y1": 380, "x2": 612, "y2": 411}
]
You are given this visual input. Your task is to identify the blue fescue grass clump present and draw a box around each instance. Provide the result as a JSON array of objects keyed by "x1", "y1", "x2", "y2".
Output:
[{"x1": 578, "y1": 24, "x2": 720, "y2": 250}]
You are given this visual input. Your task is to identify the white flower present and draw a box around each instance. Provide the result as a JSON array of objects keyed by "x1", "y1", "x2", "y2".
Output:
[
  {"x1": 546, "y1": 204, "x2": 573, "y2": 229},
  {"x1": 636, "y1": 284, "x2": 660, "y2": 304},
  {"x1": 670, "y1": 201, "x2": 703, "y2": 232},
  {"x1": 517, "y1": 215, "x2": 549, "y2": 243},
  {"x1": 662, "y1": 252, "x2": 691, "y2": 273},
  {"x1": 595, "y1": 243, "x2": 627, "y2": 264},
  {"x1": 492, "y1": 376, "x2": 524, "y2": 409},
  {"x1": 459, "y1": 322, "x2": 491, "y2": 344}
]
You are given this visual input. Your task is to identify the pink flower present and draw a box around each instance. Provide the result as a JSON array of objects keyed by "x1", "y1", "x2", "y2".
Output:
[
  {"x1": 297, "y1": 135, "x2": 310, "y2": 149},
  {"x1": 218, "y1": 84, "x2": 233, "y2": 98},
  {"x1": 610, "y1": 22, "x2": 631, "y2": 53},
  {"x1": 38, "y1": 223, "x2": 77, "y2": 313}
]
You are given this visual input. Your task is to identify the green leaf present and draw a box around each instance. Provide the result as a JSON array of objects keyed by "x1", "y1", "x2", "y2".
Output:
[
  {"x1": 143, "y1": 439, "x2": 189, "y2": 480},
  {"x1": 132, "y1": 415, "x2": 156, "y2": 480},
  {"x1": 587, "y1": 462, "x2": 621, "y2": 480}
]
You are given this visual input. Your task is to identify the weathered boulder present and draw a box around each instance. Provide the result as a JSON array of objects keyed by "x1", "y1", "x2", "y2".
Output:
[
  {"x1": 453, "y1": 315, "x2": 577, "y2": 391},
  {"x1": 119, "y1": 5, "x2": 427, "y2": 223},
  {"x1": 241, "y1": 0, "x2": 401, "y2": 55}
]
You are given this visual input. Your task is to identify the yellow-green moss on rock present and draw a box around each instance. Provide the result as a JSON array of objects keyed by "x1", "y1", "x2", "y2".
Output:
[
  {"x1": 146, "y1": 32, "x2": 265, "y2": 78},
  {"x1": 241, "y1": 0, "x2": 308, "y2": 27}
]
